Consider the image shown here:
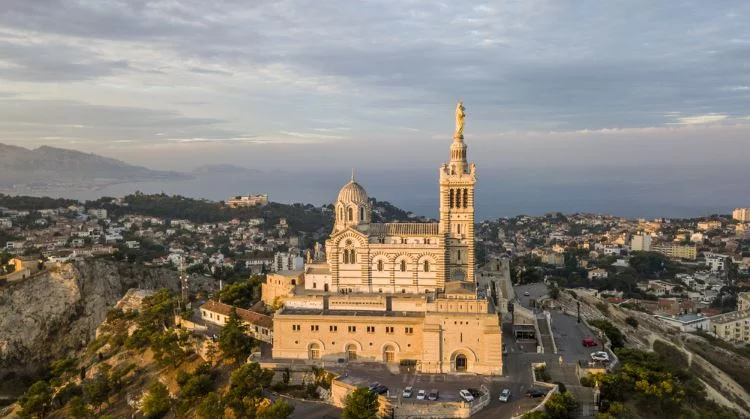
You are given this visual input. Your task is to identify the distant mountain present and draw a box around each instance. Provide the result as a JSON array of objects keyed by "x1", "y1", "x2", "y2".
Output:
[
  {"x1": 191, "y1": 163, "x2": 262, "y2": 175},
  {"x1": 0, "y1": 143, "x2": 190, "y2": 189}
]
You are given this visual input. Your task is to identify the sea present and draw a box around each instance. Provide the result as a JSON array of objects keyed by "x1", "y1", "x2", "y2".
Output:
[{"x1": 9, "y1": 164, "x2": 749, "y2": 221}]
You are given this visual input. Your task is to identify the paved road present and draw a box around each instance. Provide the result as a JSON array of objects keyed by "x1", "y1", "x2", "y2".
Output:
[
  {"x1": 514, "y1": 283, "x2": 548, "y2": 311},
  {"x1": 550, "y1": 311, "x2": 601, "y2": 363}
]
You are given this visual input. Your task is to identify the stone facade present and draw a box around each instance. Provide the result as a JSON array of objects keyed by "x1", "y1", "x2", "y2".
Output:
[{"x1": 266, "y1": 108, "x2": 502, "y2": 375}]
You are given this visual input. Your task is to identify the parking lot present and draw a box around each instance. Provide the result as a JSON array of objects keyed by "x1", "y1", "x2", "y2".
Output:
[{"x1": 327, "y1": 363, "x2": 491, "y2": 403}]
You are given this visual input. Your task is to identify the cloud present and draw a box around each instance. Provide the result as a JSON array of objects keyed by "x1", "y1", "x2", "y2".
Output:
[
  {"x1": 1, "y1": 0, "x2": 750, "y2": 156},
  {"x1": 669, "y1": 113, "x2": 729, "y2": 125}
]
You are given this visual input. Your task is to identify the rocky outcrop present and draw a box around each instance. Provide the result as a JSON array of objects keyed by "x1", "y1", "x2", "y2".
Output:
[{"x1": 0, "y1": 260, "x2": 215, "y2": 370}]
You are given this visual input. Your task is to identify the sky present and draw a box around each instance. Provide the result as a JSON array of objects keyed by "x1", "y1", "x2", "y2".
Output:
[{"x1": 1, "y1": 1, "x2": 749, "y2": 217}]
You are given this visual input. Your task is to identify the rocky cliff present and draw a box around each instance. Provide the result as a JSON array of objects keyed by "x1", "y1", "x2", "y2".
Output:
[{"x1": 0, "y1": 260, "x2": 214, "y2": 370}]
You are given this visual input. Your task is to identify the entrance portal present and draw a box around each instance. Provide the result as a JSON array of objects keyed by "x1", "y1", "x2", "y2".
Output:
[{"x1": 455, "y1": 354, "x2": 467, "y2": 372}]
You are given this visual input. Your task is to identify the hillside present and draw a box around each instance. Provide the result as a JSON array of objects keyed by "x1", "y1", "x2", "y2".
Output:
[
  {"x1": 0, "y1": 143, "x2": 188, "y2": 189},
  {"x1": 0, "y1": 260, "x2": 216, "y2": 402}
]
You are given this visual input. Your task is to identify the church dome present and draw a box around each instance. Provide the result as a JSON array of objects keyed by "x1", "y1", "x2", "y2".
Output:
[{"x1": 337, "y1": 180, "x2": 368, "y2": 204}]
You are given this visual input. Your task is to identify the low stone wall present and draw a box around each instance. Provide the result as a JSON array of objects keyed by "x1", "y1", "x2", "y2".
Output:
[{"x1": 175, "y1": 315, "x2": 208, "y2": 332}]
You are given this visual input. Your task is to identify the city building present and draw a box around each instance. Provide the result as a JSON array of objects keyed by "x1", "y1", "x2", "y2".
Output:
[
  {"x1": 697, "y1": 220, "x2": 722, "y2": 231},
  {"x1": 227, "y1": 194, "x2": 269, "y2": 208},
  {"x1": 732, "y1": 208, "x2": 750, "y2": 222},
  {"x1": 630, "y1": 233, "x2": 652, "y2": 251},
  {"x1": 264, "y1": 103, "x2": 502, "y2": 375},
  {"x1": 704, "y1": 253, "x2": 730, "y2": 273},
  {"x1": 588, "y1": 268, "x2": 608, "y2": 280},
  {"x1": 651, "y1": 243, "x2": 697, "y2": 260},
  {"x1": 738, "y1": 292, "x2": 750, "y2": 311},
  {"x1": 87, "y1": 208, "x2": 108, "y2": 219},
  {"x1": 711, "y1": 310, "x2": 750, "y2": 343},
  {"x1": 654, "y1": 313, "x2": 710, "y2": 332}
]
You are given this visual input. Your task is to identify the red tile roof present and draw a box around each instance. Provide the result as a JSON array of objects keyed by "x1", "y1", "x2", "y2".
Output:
[{"x1": 200, "y1": 300, "x2": 273, "y2": 329}]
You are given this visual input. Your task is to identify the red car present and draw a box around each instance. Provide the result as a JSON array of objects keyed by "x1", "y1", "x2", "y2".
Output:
[{"x1": 582, "y1": 338, "x2": 598, "y2": 347}]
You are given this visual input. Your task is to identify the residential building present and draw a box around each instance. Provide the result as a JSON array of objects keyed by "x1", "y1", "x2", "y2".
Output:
[
  {"x1": 654, "y1": 313, "x2": 710, "y2": 332},
  {"x1": 697, "y1": 220, "x2": 722, "y2": 231},
  {"x1": 227, "y1": 194, "x2": 269, "y2": 208},
  {"x1": 704, "y1": 253, "x2": 730, "y2": 273},
  {"x1": 630, "y1": 233, "x2": 652, "y2": 251},
  {"x1": 587, "y1": 268, "x2": 608, "y2": 280},
  {"x1": 87, "y1": 208, "x2": 108, "y2": 219},
  {"x1": 732, "y1": 208, "x2": 750, "y2": 222},
  {"x1": 738, "y1": 292, "x2": 750, "y2": 311},
  {"x1": 199, "y1": 300, "x2": 273, "y2": 343},
  {"x1": 711, "y1": 310, "x2": 750, "y2": 343},
  {"x1": 651, "y1": 243, "x2": 697, "y2": 260}
]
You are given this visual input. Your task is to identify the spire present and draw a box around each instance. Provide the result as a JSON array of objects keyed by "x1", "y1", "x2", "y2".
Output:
[{"x1": 351, "y1": 168, "x2": 355, "y2": 182}]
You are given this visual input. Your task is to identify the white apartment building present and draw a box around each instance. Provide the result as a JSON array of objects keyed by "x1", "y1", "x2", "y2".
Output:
[
  {"x1": 630, "y1": 233, "x2": 652, "y2": 251},
  {"x1": 732, "y1": 208, "x2": 750, "y2": 222}
]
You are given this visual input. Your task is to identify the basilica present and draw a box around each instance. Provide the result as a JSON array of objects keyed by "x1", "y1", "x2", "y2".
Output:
[{"x1": 263, "y1": 103, "x2": 503, "y2": 375}]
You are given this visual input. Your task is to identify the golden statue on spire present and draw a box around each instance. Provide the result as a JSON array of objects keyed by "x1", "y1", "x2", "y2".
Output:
[{"x1": 455, "y1": 101, "x2": 466, "y2": 139}]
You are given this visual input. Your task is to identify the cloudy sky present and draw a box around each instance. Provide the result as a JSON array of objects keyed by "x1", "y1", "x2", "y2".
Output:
[{"x1": 1, "y1": 0, "x2": 749, "y2": 178}]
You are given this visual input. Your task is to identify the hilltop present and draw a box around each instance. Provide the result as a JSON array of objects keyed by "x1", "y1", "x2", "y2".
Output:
[{"x1": 0, "y1": 143, "x2": 189, "y2": 189}]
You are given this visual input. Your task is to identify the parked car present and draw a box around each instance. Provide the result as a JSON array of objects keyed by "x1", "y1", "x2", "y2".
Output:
[
  {"x1": 459, "y1": 389, "x2": 474, "y2": 402},
  {"x1": 524, "y1": 291, "x2": 530, "y2": 296},
  {"x1": 590, "y1": 351, "x2": 610, "y2": 362},
  {"x1": 402, "y1": 387, "x2": 413, "y2": 398},
  {"x1": 368, "y1": 382, "x2": 380, "y2": 391},
  {"x1": 428, "y1": 389, "x2": 439, "y2": 401},
  {"x1": 498, "y1": 388, "x2": 511, "y2": 402},
  {"x1": 374, "y1": 385, "x2": 388, "y2": 395},
  {"x1": 582, "y1": 338, "x2": 598, "y2": 347},
  {"x1": 416, "y1": 389, "x2": 426, "y2": 400},
  {"x1": 467, "y1": 388, "x2": 481, "y2": 398},
  {"x1": 525, "y1": 388, "x2": 548, "y2": 398}
]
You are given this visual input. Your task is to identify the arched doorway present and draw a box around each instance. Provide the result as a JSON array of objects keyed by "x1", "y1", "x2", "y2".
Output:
[
  {"x1": 346, "y1": 344, "x2": 357, "y2": 361},
  {"x1": 308, "y1": 343, "x2": 321, "y2": 360},
  {"x1": 383, "y1": 345, "x2": 395, "y2": 363},
  {"x1": 452, "y1": 270, "x2": 466, "y2": 281},
  {"x1": 455, "y1": 354, "x2": 468, "y2": 372}
]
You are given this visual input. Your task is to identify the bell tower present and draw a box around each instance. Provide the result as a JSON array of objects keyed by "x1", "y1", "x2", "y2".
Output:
[{"x1": 439, "y1": 101, "x2": 476, "y2": 282}]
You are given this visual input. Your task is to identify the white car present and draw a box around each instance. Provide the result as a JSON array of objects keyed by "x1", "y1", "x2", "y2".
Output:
[
  {"x1": 498, "y1": 388, "x2": 511, "y2": 402},
  {"x1": 590, "y1": 351, "x2": 610, "y2": 362},
  {"x1": 402, "y1": 386, "x2": 413, "y2": 398},
  {"x1": 459, "y1": 389, "x2": 474, "y2": 402},
  {"x1": 416, "y1": 389, "x2": 426, "y2": 400}
]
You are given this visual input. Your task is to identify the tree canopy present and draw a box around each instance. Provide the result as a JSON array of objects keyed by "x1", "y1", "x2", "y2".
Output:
[
  {"x1": 219, "y1": 307, "x2": 255, "y2": 362},
  {"x1": 342, "y1": 388, "x2": 379, "y2": 419}
]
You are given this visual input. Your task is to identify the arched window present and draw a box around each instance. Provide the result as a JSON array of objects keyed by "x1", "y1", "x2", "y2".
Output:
[
  {"x1": 455, "y1": 188, "x2": 462, "y2": 208},
  {"x1": 384, "y1": 345, "x2": 395, "y2": 363},
  {"x1": 423, "y1": 260, "x2": 430, "y2": 272},
  {"x1": 343, "y1": 250, "x2": 349, "y2": 264},
  {"x1": 377, "y1": 260, "x2": 384, "y2": 271},
  {"x1": 348, "y1": 207, "x2": 353, "y2": 221},
  {"x1": 463, "y1": 188, "x2": 468, "y2": 207},
  {"x1": 449, "y1": 189, "x2": 454, "y2": 208},
  {"x1": 309, "y1": 343, "x2": 321, "y2": 360},
  {"x1": 359, "y1": 207, "x2": 364, "y2": 221},
  {"x1": 350, "y1": 249, "x2": 356, "y2": 264},
  {"x1": 457, "y1": 224, "x2": 461, "y2": 234},
  {"x1": 346, "y1": 344, "x2": 357, "y2": 361},
  {"x1": 339, "y1": 207, "x2": 343, "y2": 220},
  {"x1": 400, "y1": 260, "x2": 407, "y2": 272}
]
